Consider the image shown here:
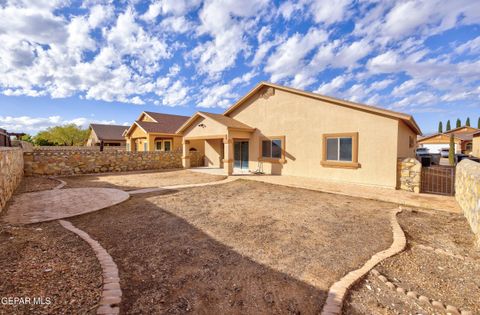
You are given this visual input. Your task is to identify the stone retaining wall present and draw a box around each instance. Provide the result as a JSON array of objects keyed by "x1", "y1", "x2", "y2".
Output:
[
  {"x1": 397, "y1": 158, "x2": 421, "y2": 193},
  {"x1": 0, "y1": 148, "x2": 24, "y2": 211},
  {"x1": 34, "y1": 146, "x2": 124, "y2": 151},
  {"x1": 455, "y1": 160, "x2": 480, "y2": 246},
  {"x1": 24, "y1": 151, "x2": 183, "y2": 176}
]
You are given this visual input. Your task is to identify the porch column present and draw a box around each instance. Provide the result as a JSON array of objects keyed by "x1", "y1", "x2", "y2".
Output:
[
  {"x1": 223, "y1": 137, "x2": 234, "y2": 175},
  {"x1": 182, "y1": 140, "x2": 190, "y2": 168}
]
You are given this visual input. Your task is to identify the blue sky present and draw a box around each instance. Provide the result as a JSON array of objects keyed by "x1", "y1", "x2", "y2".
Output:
[{"x1": 0, "y1": 0, "x2": 479, "y2": 134}]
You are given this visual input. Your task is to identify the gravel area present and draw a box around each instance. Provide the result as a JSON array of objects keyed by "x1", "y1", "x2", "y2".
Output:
[
  {"x1": 61, "y1": 169, "x2": 226, "y2": 191},
  {"x1": 14, "y1": 177, "x2": 59, "y2": 194},
  {"x1": 0, "y1": 221, "x2": 102, "y2": 315},
  {"x1": 70, "y1": 179, "x2": 394, "y2": 314},
  {"x1": 344, "y1": 208, "x2": 480, "y2": 314}
]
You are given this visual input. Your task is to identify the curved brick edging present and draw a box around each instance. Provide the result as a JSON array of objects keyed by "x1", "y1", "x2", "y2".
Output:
[
  {"x1": 414, "y1": 244, "x2": 479, "y2": 265},
  {"x1": 371, "y1": 269, "x2": 473, "y2": 315},
  {"x1": 59, "y1": 220, "x2": 121, "y2": 315},
  {"x1": 321, "y1": 207, "x2": 406, "y2": 315},
  {"x1": 49, "y1": 177, "x2": 67, "y2": 190}
]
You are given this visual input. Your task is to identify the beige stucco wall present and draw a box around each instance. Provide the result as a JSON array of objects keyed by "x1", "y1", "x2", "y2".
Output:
[
  {"x1": 204, "y1": 139, "x2": 223, "y2": 167},
  {"x1": 228, "y1": 88, "x2": 407, "y2": 188},
  {"x1": 189, "y1": 139, "x2": 205, "y2": 156},
  {"x1": 86, "y1": 129, "x2": 99, "y2": 146},
  {"x1": 397, "y1": 121, "x2": 416, "y2": 158},
  {"x1": 473, "y1": 137, "x2": 480, "y2": 158},
  {"x1": 184, "y1": 116, "x2": 228, "y2": 138}
]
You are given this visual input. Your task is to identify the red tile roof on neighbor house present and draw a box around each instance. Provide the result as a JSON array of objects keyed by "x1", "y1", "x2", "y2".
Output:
[
  {"x1": 90, "y1": 124, "x2": 128, "y2": 141},
  {"x1": 134, "y1": 112, "x2": 190, "y2": 134}
]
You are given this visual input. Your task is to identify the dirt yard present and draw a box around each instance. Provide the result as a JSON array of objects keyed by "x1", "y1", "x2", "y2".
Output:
[
  {"x1": 344, "y1": 208, "x2": 480, "y2": 314},
  {"x1": 70, "y1": 179, "x2": 395, "y2": 314},
  {"x1": 0, "y1": 221, "x2": 102, "y2": 315},
  {"x1": 14, "y1": 177, "x2": 59, "y2": 194},
  {"x1": 4, "y1": 173, "x2": 479, "y2": 314},
  {"x1": 61, "y1": 169, "x2": 226, "y2": 191}
]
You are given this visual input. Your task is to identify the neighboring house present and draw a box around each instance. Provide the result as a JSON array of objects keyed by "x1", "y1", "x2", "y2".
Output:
[
  {"x1": 177, "y1": 82, "x2": 421, "y2": 188},
  {"x1": 124, "y1": 111, "x2": 204, "y2": 153},
  {"x1": 0, "y1": 128, "x2": 10, "y2": 147},
  {"x1": 417, "y1": 126, "x2": 479, "y2": 155},
  {"x1": 87, "y1": 124, "x2": 129, "y2": 147},
  {"x1": 473, "y1": 132, "x2": 480, "y2": 158}
]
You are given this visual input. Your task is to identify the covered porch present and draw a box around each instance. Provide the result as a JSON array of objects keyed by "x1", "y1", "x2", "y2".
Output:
[{"x1": 177, "y1": 112, "x2": 255, "y2": 175}]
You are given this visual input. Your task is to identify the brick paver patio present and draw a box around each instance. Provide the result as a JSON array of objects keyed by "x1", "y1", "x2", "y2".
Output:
[{"x1": 3, "y1": 188, "x2": 129, "y2": 224}]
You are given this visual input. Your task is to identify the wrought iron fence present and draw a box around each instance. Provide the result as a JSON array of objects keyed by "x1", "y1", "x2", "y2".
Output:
[{"x1": 421, "y1": 165, "x2": 455, "y2": 196}]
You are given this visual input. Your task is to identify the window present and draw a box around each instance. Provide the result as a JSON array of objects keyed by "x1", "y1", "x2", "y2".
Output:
[
  {"x1": 409, "y1": 136, "x2": 415, "y2": 148},
  {"x1": 155, "y1": 139, "x2": 172, "y2": 151},
  {"x1": 143, "y1": 142, "x2": 148, "y2": 151},
  {"x1": 466, "y1": 142, "x2": 472, "y2": 151},
  {"x1": 322, "y1": 133, "x2": 359, "y2": 168},
  {"x1": 164, "y1": 140, "x2": 171, "y2": 152},
  {"x1": 126, "y1": 143, "x2": 130, "y2": 151},
  {"x1": 260, "y1": 136, "x2": 285, "y2": 162}
]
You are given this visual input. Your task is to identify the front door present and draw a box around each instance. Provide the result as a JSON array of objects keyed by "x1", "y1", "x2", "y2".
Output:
[{"x1": 234, "y1": 141, "x2": 249, "y2": 171}]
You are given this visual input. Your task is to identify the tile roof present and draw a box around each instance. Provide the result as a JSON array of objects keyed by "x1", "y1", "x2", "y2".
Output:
[{"x1": 90, "y1": 124, "x2": 128, "y2": 141}]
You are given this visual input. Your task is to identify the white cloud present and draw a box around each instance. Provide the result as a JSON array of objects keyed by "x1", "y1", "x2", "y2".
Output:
[
  {"x1": 190, "y1": 0, "x2": 269, "y2": 76},
  {"x1": 310, "y1": 0, "x2": 352, "y2": 25},
  {"x1": 265, "y1": 27, "x2": 328, "y2": 82},
  {"x1": 315, "y1": 75, "x2": 350, "y2": 95},
  {"x1": 0, "y1": 115, "x2": 118, "y2": 133},
  {"x1": 455, "y1": 36, "x2": 480, "y2": 55}
]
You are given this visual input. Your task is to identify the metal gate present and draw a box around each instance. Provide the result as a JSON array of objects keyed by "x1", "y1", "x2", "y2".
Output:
[{"x1": 421, "y1": 166, "x2": 455, "y2": 196}]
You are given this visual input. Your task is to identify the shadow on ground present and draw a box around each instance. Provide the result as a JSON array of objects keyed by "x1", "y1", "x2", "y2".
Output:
[{"x1": 70, "y1": 191, "x2": 328, "y2": 314}]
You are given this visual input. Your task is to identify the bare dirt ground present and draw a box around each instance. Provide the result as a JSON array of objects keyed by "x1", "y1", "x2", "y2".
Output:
[
  {"x1": 14, "y1": 177, "x2": 59, "y2": 194},
  {"x1": 0, "y1": 221, "x2": 102, "y2": 315},
  {"x1": 344, "y1": 208, "x2": 480, "y2": 314},
  {"x1": 70, "y1": 179, "x2": 395, "y2": 314},
  {"x1": 60, "y1": 169, "x2": 226, "y2": 191}
]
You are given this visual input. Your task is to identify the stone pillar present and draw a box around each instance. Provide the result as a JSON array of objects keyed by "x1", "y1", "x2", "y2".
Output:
[
  {"x1": 182, "y1": 140, "x2": 190, "y2": 169},
  {"x1": 397, "y1": 157, "x2": 421, "y2": 193},
  {"x1": 223, "y1": 137, "x2": 233, "y2": 175}
]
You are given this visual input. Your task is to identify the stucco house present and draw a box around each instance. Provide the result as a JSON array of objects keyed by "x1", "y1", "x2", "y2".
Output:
[
  {"x1": 124, "y1": 111, "x2": 205, "y2": 153},
  {"x1": 473, "y1": 132, "x2": 480, "y2": 157},
  {"x1": 86, "y1": 124, "x2": 129, "y2": 147},
  {"x1": 417, "y1": 126, "x2": 479, "y2": 155},
  {"x1": 177, "y1": 82, "x2": 421, "y2": 189}
]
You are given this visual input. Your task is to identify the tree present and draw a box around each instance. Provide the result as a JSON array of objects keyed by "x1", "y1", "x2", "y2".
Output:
[
  {"x1": 449, "y1": 134, "x2": 455, "y2": 166},
  {"x1": 466, "y1": 117, "x2": 470, "y2": 127},
  {"x1": 446, "y1": 120, "x2": 451, "y2": 131},
  {"x1": 438, "y1": 121, "x2": 443, "y2": 133},
  {"x1": 34, "y1": 124, "x2": 89, "y2": 146},
  {"x1": 478, "y1": 117, "x2": 480, "y2": 129},
  {"x1": 20, "y1": 134, "x2": 34, "y2": 143},
  {"x1": 456, "y1": 118, "x2": 461, "y2": 128}
]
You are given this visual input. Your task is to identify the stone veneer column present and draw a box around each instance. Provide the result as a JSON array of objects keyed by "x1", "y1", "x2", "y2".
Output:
[
  {"x1": 182, "y1": 140, "x2": 190, "y2": 169},
  {"x1": 223, "y1": 138, "x2": 233, "y2": 175}
]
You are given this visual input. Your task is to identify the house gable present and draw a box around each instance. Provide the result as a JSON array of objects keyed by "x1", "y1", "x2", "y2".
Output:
[
  {"x1": 181, "y1": 114, "x2": 229, "y2": 139},
  {"x1": 444, "y1": 126, "x2": 480, "y2": 135},
  {"x1": 223, "y1": 82, "x2": 422, "y2": 135}
]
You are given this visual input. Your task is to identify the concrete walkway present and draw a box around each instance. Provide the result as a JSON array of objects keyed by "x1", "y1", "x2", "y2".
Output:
[{"x1": 237, "y1": 175, "x2": 461, "y2": 213}]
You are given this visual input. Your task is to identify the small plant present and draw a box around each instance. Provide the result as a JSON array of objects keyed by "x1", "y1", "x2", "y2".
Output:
[{"x1": 448, "y1": 134, "x2": 455, "y2": 166}]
